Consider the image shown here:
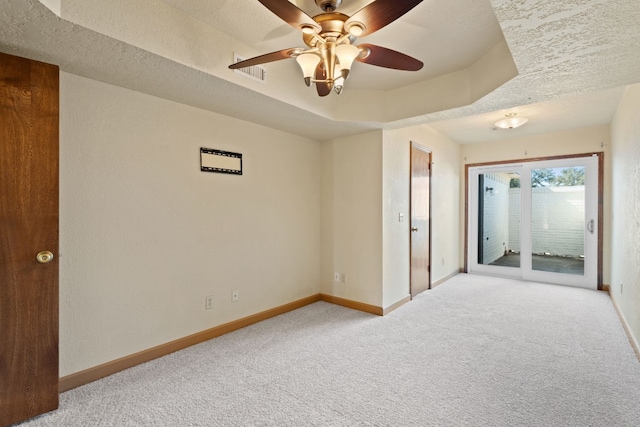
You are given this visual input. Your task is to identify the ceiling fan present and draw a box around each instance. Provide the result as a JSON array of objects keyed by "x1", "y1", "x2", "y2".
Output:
[{"x1": 229, "y1": 0, "x2": 424, "y2": 96}]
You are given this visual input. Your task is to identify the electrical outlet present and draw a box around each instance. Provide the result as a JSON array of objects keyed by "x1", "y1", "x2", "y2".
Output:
[
  {"x1": 442, "y1": 258, "x2": 445, "y2": 265},
  {"x1": 205, "y1": 295, "x2": 214, "y2": 310},
  {"x1": 340, "y1": 273, "x2": 346, "y2": 284},
  {"x1": 232, "y1": 290, "x2": 239, "y2": 302},
  {"x1": 334, "y1": 272, "x2": 340, "y2": 282},
  {"x1": 621, "y1": 282, "x2": 624, "y2": 294}
]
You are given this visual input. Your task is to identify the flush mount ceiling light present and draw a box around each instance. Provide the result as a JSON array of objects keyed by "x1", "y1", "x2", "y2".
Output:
[
  {"x1": 229, "y1": 0, "x2": 424, "y2": 97},
  {"x1": 494, "y1": 113, "x2": 529, "y2": 129}
]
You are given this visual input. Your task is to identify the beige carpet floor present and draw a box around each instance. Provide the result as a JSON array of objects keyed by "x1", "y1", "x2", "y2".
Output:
[{"x1": 20, "y1": 273, "x2": 640, "y2": 426}]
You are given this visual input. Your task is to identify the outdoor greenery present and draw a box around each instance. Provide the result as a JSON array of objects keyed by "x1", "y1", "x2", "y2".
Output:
[
  {"x1": 509, "y1": 167, "x2": 585, "y2": 188},
  {"x1": 556, "y1": 167, "x2": 585, "y2": 186}
]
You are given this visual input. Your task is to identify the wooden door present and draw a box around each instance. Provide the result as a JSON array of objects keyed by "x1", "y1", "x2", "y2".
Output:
[
  {"x1": 410, "y1": 143, "x2": 431, "y2": 297},
  {"x1": 0, "y1": 52, "x2": 59, "y2": 426}
]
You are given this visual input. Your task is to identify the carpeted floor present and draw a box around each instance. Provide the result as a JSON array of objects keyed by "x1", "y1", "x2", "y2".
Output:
[{"x1": 20, "y1": 274, "x2": 640, "y2": 426}]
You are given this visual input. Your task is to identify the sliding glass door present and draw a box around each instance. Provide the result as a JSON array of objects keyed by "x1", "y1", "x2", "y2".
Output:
[{"x1": 468, "y1": 156, "x2": 599, "y2": 289}]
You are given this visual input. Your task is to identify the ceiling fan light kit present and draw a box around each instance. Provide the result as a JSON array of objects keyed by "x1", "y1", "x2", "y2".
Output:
[
  {"x1": 296, "y1": 53, "x2": 321, "y2": 86},
  {"x1": 229, "y1": 0, "x2": 424, "y2": 97},
  {"x1": 494, "y1": 113, "x2": 529, "y2": 129}
]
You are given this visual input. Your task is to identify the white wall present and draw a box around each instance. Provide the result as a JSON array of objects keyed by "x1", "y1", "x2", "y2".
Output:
[
  {"x1": 59, "y1": 73, "x2": 461, "y2": 377},
  {"x1": 381, "y1": 135, "x2": 411, "y2": 307},
  {"x1": 59, "y1": 72, "x2": 321, "y2": 376},
  {"x1": 383, "y1": 125, "x2": 462, "y2": 303},
  {"x1": 320, "y1": 125, "x2": 461, "y2": 309},
  {"x1": 461, "y1": 125, "x2": 612, "y2": 282},
  {"x1": 610, "y1": 83, "x2": 640, "y2": 351},
  {"x1": 320, "y1": 131, "x2": 384, "y2": 307}
]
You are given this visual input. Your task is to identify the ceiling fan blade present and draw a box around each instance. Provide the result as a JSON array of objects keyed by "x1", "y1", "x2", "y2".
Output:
[
  {"x1": 356, "y1": 44, "x2": 423, "y2": 71},
  {"x1": 257, "y1": 0, "x2": 321, "y2": 33},
  {"x1": 345, "y1": 0, "x2": 423, "y2": 37},
  {"x1": 315, "y1": 63, "x2": 332, "y2": 97},
  {"x1": 228, "y1": 48, "x2": 299, "y2": 69}
]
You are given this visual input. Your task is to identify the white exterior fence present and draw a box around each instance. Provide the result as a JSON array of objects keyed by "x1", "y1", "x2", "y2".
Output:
[{"x1": 481, "y1": 181, "x2": 585, "y2": 264}]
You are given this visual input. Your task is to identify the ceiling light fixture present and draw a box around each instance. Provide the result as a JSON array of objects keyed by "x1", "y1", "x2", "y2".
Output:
[
  {"x1": 494, "y1": 113, "x2": 529, "y2": 129},
  {"x1": 229, "y1": 0, "x2": 424, "y2": 97}
]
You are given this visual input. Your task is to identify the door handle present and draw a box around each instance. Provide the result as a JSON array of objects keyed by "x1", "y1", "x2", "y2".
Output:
[
  {"x1": 411, "y1": 227, "x2": 419, "y2": 232},
  {"x1": 36, "y1": 251, "x2": 54, "y2": 264},
  {"x1": 587, "y1": 219, "x2": 595, "y2": 234}
]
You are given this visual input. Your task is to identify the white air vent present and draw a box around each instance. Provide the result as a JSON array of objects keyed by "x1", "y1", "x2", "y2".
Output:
[{"x1": 232, "y1": 54, "x2": 267, "y2": 83}]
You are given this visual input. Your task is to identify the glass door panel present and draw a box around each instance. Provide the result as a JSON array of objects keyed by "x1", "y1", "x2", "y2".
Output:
[
  {"x1": 468, "y1": 165, "x2": 522, "y2": 279},
  {"x1": 478, "y1": 171, "x2": 521, "y2": 268},
  {"x1": 530, "y1": 166, "x2": 585, "y2": 276},
  {"x1": 468, "y1": 156, "x2": 598, "y2": 289},
  {"x1": 524, "y1": 157, "x2": 597, "y2": 288}
]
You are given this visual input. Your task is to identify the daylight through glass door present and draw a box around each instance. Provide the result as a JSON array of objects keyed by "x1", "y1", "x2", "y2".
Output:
[
  {"x1": 529, "y1": 166, "x2": 586, "y2": 276},
  {"x1": 477, "y1": 170, "x2": 521, "y2": 269},
  {"x1": 468, "y1": 156, "x2": 598, "y2": 289}
]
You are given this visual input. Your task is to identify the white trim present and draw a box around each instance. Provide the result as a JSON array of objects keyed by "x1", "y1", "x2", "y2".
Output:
[{"x1": 468, "y1": 157, "x2": 598, "y2": 289}]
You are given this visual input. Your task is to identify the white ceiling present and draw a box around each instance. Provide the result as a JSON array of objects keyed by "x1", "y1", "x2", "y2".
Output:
[
  {"x1": 1, "y1": 0, "x2": 639, "y2": 143},
  {"x1": 159, "y1": 0, "x2": 506, "y2": 91},
  {"x1": 429, "y1": 86, "x2": 627, "y2": 144}
]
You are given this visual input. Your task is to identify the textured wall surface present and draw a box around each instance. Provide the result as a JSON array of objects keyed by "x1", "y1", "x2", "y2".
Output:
[{"x1": 610, "y1": 83, "x2": 640, "y2": 351}]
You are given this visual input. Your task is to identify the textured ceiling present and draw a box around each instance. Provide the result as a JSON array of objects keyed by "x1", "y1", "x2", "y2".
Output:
[
  {"x1": 428, "y1": 86, "x2": 627, "y2": 144},
  {"x1": 0, "y1": 0, "x2": 639, "y2": 142},
  {"x1": 424, "y1": 0, "x2": 640, "y2": 142},
  {"x1": 158, "y1": 0, "x2": 505, "y2": 91}
]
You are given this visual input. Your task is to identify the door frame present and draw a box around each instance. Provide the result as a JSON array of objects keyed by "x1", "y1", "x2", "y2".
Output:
[
  {"x1": 464, "y1": 152, "x2": 604, "y2": 289},
  {"x1": 410, "y1": 142, "x2": 432, "y2": 297}
]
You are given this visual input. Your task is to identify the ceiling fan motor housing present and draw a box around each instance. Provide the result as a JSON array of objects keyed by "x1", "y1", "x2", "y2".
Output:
[
  {"x1": 315, "y1": 0, "x2": 342, "y2": 12},
  {"x1": 302, "y1": 13, "x2": 349, "y2": 47}
]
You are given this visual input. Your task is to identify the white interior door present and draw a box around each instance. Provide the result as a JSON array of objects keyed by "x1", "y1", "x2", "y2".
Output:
[{"x1": 468, "y1": 156, "x2": 599, "y2": 289}]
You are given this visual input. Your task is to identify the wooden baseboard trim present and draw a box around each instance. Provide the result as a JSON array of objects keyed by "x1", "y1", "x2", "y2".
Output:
[
  {"x1": 607, "y1": 290, "x2": 640, "y2": 362},
  {"x1": 431, "y1": 270, "x2": 461, "y2": 289},
  {"x1": 319, "y1": 294, "x2": 383, "y2": 316},
  {"x1": 383, "y1": 295, "x2": 411, "y2": 315},
  {"x1": 602, "y1": 284, "x2": 611, "y2": 292},
  {"x1": 59, "y1": 291, "x2": 415, "y2": 392},
  {"x1": 59, "y1": 294, "x2": 322, "y2": 392}
]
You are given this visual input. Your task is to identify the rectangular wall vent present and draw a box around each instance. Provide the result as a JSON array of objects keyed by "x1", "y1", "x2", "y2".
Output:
[{"x1": 232, "y1": 54, "x2": 267, "y2": 83}]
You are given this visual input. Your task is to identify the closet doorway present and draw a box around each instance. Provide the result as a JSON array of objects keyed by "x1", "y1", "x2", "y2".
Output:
[
  {"x1": 0, "y1": 52, "x2": 60, "y2": 426},
  {"x1": 410, "y1": 143, "x2": 431, "y2": 297}
]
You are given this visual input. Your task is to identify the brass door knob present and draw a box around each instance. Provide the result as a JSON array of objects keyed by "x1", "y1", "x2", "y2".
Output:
[
  {"x1": 36, "y1": 251, "x2": 54, "y2": 264},
  {"x1": 411, "y1": 227, "x2": 419, "y2": 232}
]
